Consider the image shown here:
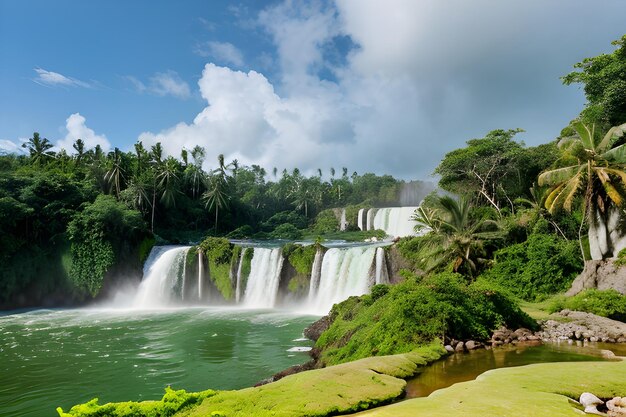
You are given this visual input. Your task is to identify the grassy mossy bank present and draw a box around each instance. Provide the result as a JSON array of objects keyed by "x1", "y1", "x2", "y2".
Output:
[
  {"x1": 56, "y1": 345, "x2": 445, "y2": 417},
  {"x1": 357, "y1": 358, "x2": 626, "y2": 417},
  {"x1": 316, "y1": 272, "x2": 536, "y2": 366},
  {"x1": 57, "y1": 387, "x2": 217, "y2": 417}
]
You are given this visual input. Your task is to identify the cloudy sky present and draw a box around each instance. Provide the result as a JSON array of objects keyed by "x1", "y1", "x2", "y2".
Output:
[{"x1": 1, "y1": 0, "x2": 625, "y2": 179}]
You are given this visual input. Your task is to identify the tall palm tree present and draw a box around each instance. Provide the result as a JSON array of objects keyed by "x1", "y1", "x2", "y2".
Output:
[
  {"x1": 22, "y1": 132, "x2": 55, "y2": 165},
  {"x1": 414, "y1": 196, "x2": 501, "y2": 277},
  {"x1": 202, "y1": 175, "x2": 229, "y2": 232},
  {"x1": 104, "y1": 147, "x2": 125, "y2": 199},
  {"x1": 538, "y1": 122, "x2": 626, "y2": 259},
  {"x1": 73, "y1": 139, "x2": 86, "y2": 165},
  {"x1": 157, "y1": 157, "x2": 180, "y2": 208}
]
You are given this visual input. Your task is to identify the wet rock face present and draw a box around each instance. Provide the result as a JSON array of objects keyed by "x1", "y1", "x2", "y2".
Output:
[
  {"x1": 304, "y1": 316, "x2": 331, "y2": 342},
  {"x1": 567, "y1": 260, "x2": 626, "y2": 296}
]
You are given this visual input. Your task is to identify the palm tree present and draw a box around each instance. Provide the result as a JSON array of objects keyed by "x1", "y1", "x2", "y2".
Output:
[
  {"x1": 538, "y1": 122, "x2": 626, "y2": 259},
  {"x1": 134, "y1": 141, "x2": 148, "y2": 177},
  {"x1": 414, "y1": 196, "x2": 501, "y2": 277},
  {"x1": 104, "y1": 148, "x2": 125, "y2": 199},
  {"x1": 202, "y1": 175, "x2": 229, "y2": 232},
  {"x1": 157, "y1": 157, "x2": 180, "y2": 208},
  {"x1": 73, "y1": 139, "x2": 85, "y2": 165},
  {"x1": 22, "y1": 132, "x2": 55, "y2": 165}
]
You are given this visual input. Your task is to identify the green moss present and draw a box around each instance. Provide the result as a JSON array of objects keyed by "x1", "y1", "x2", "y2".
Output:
[
  {"x1": 357, "y1": 359, "x2": 626, "y2": 417},
  {"x1": 284, "y1": 244, "x2": 317, "y2": 275},
  {"x1": 138, "y1": 236, "x2": 156, "y2": 265},
  {"x1": 316, "y1": 273, "x2": 536, "y2": 366},
  {"x1": 57, "y1": 386, "x2": 217, "y2": 417},
  {"x1": 287, "y1": 275, "x2": 309, "y2": 295},
  {"x1": 177, "y1": 344, "x2": 445, "y2": 417},
  {"x1": 199, "y1": 237, "x2": 235, "y2": 300}
]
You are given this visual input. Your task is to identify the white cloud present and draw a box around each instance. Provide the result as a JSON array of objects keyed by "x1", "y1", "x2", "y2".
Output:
[
  {"x1": 194, "y1": 41, "x2": 245, "y2": 67},
  {"x1": 137, "y1": 0, "x2": 626, "y2": 179},
  {"x1": 126, "y1": 71, "x2": 191, "y2": 99},
  {"x1": 0, "y1": 139, "x2": 26, "y2": 155},
  {"x1": 33, "y1": 68, "x2": 91, "y2": 88},
  {"x1": 56, "y1": 113, "x2": 111, "y2": 153}
]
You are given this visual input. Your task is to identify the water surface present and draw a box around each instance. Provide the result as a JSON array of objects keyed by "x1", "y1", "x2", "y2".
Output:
[{"x1": 0, "y1": 307, "x2": 315, "y2": 417}]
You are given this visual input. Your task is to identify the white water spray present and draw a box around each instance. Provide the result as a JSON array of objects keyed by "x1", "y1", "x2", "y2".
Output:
[
  {"x1": 133, "y1": 246, "x2": 191, "y2": 308},
  {"x1": 198, "y1": 250, "x2": 203, "y2": 301},
  {"x1": 310, "y1": 246, "x2": 377, "y2": 314},
  {"x1": 235, "y1": 248, "x2": 248, "y2": 303},
  {"x1": 243, "y1": 248, "x2": 284, "y2": 308},
  {"x1": 375, "y1": 247, "x2": 389, "y2": 285}
]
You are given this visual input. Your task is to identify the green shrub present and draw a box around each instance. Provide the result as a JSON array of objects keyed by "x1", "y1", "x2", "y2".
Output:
[
  {"x1": 316, "y1": 272, "x2": 535, "y2": 366},
  {"x1": 56, "y1": 386, "x2": 217, "y2": 417},
  {"x1": 284, "y1": 244, "x2": 317, "y2": 275},
  {"x1": 312, "y1": 209, "x2": 339, "y2": 234},
  {"x1": 198, "y1": 237, "x2": 235, "y2": 300},
  {"x1": 268, "y1": 223, "x2": 303, "y2": 240},
  {"x1": 549, "y1": 289, "x2": 626, "y2": 321},
  {"x1": 478, "y1": 233, "x2": 583, "y2": 301}
]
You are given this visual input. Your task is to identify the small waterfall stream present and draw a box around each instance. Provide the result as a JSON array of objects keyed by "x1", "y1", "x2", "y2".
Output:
[
  {"x1": 309, "y1": 246, "x2": 377, "y2": 314},
  {"x1": 235, "y1": 248, "x2": 248, "y2": 303},
  {"x1": 133, "y1": 246, "x2": 191, "y2": 308},
  {"x1": 198, "y1": 250, "x2": 204, "y2": 301},
  {"x1": 243, "y1": 248, "x2": 284, "y2": 309},
  {"x1": 307, "y1": 246, "x2": 325, "y2": 303}
]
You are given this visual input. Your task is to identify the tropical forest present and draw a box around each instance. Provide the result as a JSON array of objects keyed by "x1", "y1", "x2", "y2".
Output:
[{"x1": 1, "y1": 3, "x2": 626, "y2": 417}]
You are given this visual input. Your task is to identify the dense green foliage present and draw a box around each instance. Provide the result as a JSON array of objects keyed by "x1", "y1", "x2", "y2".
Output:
[
  {"x1": 562, "y1": 35, "x2": 626, "y2": 127},
  {"x1": 549, "y1": 289, "x2": 626, "y2": 321},
  {"x1": 316, "y1": 273, "x2": 536, "y2": 366},
  {"x1": 283, "y1": 244, "x2": 317, "y2": 275},
  {"x1": 67, "y1": 195, "x2": 148, "y2": 296},
  {"x1": 478, "y1": 231, "x2": 583, "y2": 301},
  {"x1": 199, "y1": 237, "x2": 235, "y2": 300},
  {"x1": 56, "y1": 386, "x2": 216, "y2": 417}
]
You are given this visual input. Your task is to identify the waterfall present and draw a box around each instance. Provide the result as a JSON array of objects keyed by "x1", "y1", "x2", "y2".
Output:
[
  {"x1": 133, "y1": 246, "x2": 191, "y2": 308},
  {"x1": 357, "y1": 208, "x2": 365, "y2": 231},
  {"x1": 198, "y1": 250, "x2": 203, "y2": 301},
  {"x1": 235, "y1": 248, "x2": 248, "y2": 303},
  {"x1": 366, "y1": 208, "x2": 376, "y2": 231},
  {"x1": 243, "y1": 248, "x2": 284, "y2": 308},
  {"x1": 307, "y1": 246, "x2": 324, "y2": 303},
  {"x1": 375, "y1": 247, "x2": 389, "y2": 285},
  {"x1": 369, "y1": 207, "x2": 419, "y2": 237},
  {"x1": 310, "y1": 246, "x2": 377, "y2": 314}
]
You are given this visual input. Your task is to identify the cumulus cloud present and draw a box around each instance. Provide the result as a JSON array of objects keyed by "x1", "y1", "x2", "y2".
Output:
[
  {"x1": 138, "y1": 0, "x2": 626, "y2": 178},
  {"x1": 56, "y1": 113, "x2": 111, "y2": 153},
  {"x1": 125, "y1": 71, "x2": 191, "y2": 99},
  {"x1": 194, "y1": 41, "x2": 245, "y2": 67},
  {"x1": 33, "y1": 68, "x2": 91, "y2": 88},
  {"x1": 0, "y1": 139, "x2": 27, "y2": 155}
]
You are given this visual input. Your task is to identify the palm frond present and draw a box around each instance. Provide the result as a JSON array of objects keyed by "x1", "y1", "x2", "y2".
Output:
[{"x1": 538, "y1": 165, "x2": 582, "y2": 186}]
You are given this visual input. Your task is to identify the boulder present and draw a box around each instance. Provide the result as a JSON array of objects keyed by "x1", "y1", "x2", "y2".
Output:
[
  {"x1": 455, "y1": 341, "x2": 465, "y2": 352},
  {"x1": 607, "y1": 397, "x2": 626, "y2": 417},
  {"x1": 580, "y1": 392, "x2": 605, "y2": 415},
  {"x1": 567, "y1": 259, "x2": 626, "y2": 296}
]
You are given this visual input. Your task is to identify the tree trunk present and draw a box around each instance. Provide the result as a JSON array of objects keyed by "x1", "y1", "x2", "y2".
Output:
[{"x1": 588, "y1": 205, "x2": 626, "y2": 259}]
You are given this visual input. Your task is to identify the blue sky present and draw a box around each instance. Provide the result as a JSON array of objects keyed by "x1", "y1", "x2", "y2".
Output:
[{"x1": 1, "y1": 0, "x2": 626, "y2": 179}]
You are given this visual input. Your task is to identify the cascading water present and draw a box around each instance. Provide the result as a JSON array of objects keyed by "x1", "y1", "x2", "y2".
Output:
[
  {"x1": 198, "y1": 250, "x2": 203, "y2": 301},
  {"x1": 307, "y1": 246, "x2": 324, "y2": 303},
  {"x1": 133, "y1": 246, "x2": 191, "y2": 308},
  {"x1": 375, "y1": 247, "x2": 389, "y2": 285},
  {"x1": 235, "y1": 248, "x2": 248, "y2": 303},
  {"x1": 310, "y1": 246, "x2": 377, "y2": 314},
  {"x1": 361, "y1": 206, "x2": 419, "y2": 237},
  {"x1": 340, "y1": 208, "x2": 347, "y2": 231},
  {"x1": 243, "y1": 248, "x2": 284, "y2": 308}
]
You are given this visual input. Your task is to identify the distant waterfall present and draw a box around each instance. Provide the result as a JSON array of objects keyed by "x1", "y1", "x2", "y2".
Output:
[
  {"x1": 235, "y1": 248, "x2": 248, "y2": 303},
  {"x1": 198, "y1": 250, "x2": 204, "y2": 301},
  {"x1": 133, "y1": 246, "x2": 191, "y2": 308},
  {"x1": 375, "y1": 247, "x2": 389, "y2": 285},
  {"x1": 243, "y1": 248, "x2": 284, "y2": 308},
  {"x1": 307, "y1": 246, "x2": 325, "y2": 303},
  {"x1": 361, "y1": 207, "x2": 419, "y2": 237},
  {"x1": 310, "y1": 246, "x2": 377, "y2": 314}
]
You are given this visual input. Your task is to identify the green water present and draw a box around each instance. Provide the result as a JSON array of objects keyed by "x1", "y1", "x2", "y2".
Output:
[
  {"x1": 405, "y1": 342, "x2": 619, "y2": 398},
  {"x1": 0, "y1": 307, "x2": 316, "y2": 417}
]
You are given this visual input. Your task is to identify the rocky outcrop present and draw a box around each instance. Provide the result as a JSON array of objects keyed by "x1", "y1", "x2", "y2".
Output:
[
  {"x1": 386, "y1": 245, "x2": 414, "y2": 284},
  {"x1": 304, "y1": 316, "x2": 331, "y2": 342},
  {"x1": 566, "y1": 260, "x2": 626, "y2": 296},
  {"x1": 537, "y1": 310, "x2": 626, "y2": 343}
]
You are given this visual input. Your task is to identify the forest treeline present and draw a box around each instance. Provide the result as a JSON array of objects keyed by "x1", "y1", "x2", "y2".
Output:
[{"x1": 2, "y1": 34, "x2": 626, "y2": 311}]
